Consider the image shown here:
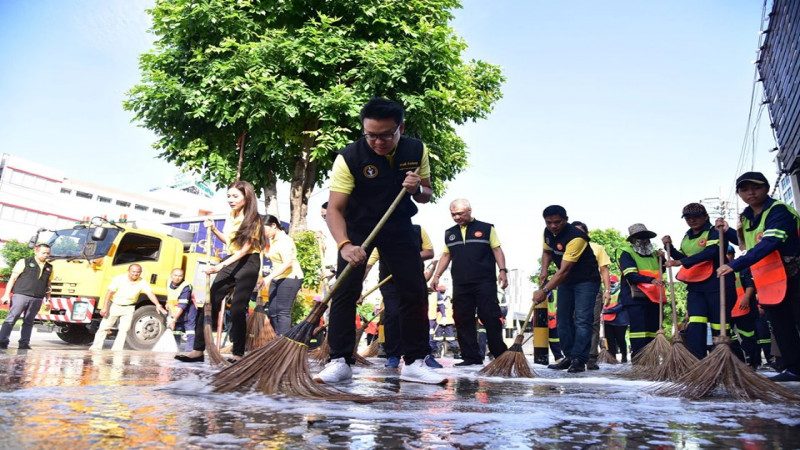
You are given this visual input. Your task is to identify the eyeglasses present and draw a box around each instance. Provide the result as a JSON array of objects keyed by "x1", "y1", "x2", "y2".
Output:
[{"x1": 363, "y1": 124, "x2": 400, "y2": 142}]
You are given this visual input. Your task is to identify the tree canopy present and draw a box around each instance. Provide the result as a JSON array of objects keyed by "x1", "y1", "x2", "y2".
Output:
[{"x1": 125, "y1": 0, "x2": 504, "y2": 231}]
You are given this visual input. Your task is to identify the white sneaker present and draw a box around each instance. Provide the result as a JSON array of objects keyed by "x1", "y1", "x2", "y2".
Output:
[
  {"x1": 400, "y1": 359, "x2": 447, "y2": 385},
  {"x1": 313, "y1": 358, "x2": 352, "y2": 384}
]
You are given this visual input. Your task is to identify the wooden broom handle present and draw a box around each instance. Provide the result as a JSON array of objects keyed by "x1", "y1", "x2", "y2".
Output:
[
  {"x1": 717, "y1": 224, "x2": 727, "y2": 338},
  {"x1": 664, "y1": 243, "x2": 679, "y2": 334}
]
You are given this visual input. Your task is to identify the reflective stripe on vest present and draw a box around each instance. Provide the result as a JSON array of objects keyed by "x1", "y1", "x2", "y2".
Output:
[
  {"x1": 732, "y1": 274, "x2": 751, "y2": 318},
  {"x1": 676, "y1": 229, "x2": 715, "y2": 283},
  {"x1": 742, "y1": 200, "x2": 800, "y2": 305},
  {"x1": 620, "y1": 247, "x2": 665, "y2": 304},
  {"x1": 167, "y1": 281, "x2": 191, "y2": 316}
]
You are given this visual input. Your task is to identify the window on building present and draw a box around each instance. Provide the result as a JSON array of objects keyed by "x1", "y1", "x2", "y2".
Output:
[
  {"x1": 60, "y1": 188, "x2": 72, "y2": 195},
  {"x1": 152, "y1": 208, "x2": 165, "y2": 215},
  {"x1": 116, "y1": 200, "x2": 131, "y2": 207},
  {"x1": 76, "y1": 191, "x2": 93, "y2": 199},
  {"x1": 169, "y1": 212, "x2": 181, "y2": 218},
  {"x1": 97, "y1": 196, "x2": 112, "y2": 204},
  {"x1": 135, "y1": 204, "x2": 149, "y2": 212}
]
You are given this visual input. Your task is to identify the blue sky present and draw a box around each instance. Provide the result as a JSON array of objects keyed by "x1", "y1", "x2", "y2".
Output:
[{"x1": 0, "y1": 1, "x2": 777, "y2": 272}]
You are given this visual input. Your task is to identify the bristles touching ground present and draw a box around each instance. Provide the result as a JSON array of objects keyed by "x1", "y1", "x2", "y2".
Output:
[
  {"x1": 628, "y1": 330, "x2": 671, "y2": 380},
  {"x1": 211, "y1": 319, "x2": 375, "y2": 402},
  {"x1": 245, "y1": 305, "x2": 277, "y2": 352},
  {"x1": 652, "y1": 334, "x2": 698, "y2": 382},
  {"x1": 308, "y1": 335, "x2": 329, "y2": 366},
  {"x1": 597, "y1": 346, "x2": 619, "y2": 365},
  {"x1": 204, "y1": 309, "x2": 229, "y2": 367},
  {"x1": 653, "y1": 338, "x2": 800, "y2": 402},
  {"x1": 361, "y1": 338, "x2": 379, "y2": 358},
  {"x1": 478, "y1": 335, "x2": 536, "y2": 378}
]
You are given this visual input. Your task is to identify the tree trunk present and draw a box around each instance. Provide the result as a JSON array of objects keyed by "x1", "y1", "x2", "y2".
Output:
[
  {"x1": 288, "y1": 123, "x2": 319, "y2": 234},
  {"x1": 261, "y1": 173, "x2": 279, "y2": 218}
]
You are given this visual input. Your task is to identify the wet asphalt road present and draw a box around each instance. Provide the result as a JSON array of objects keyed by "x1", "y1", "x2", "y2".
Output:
[{"x1": 0, "y1": 330, "x2": 799, "y2": 449}]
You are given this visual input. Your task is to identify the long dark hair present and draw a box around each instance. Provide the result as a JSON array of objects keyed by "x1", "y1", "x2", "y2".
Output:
[{"x1": 229, "y1": 180, "x2": 264, "y2": 250}]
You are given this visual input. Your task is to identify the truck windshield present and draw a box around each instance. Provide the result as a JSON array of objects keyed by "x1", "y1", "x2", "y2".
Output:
[{"x1": 47, "y1": 228, "x2": 120, "y2": 259}]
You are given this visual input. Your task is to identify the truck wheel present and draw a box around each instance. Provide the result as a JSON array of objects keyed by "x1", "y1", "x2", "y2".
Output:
[
  {"x1": 126, "y1": 305, "x2": 167, "y2": 351},
  {"x1": 56, "y1": 325, "x2": 94, "y2": 345}
]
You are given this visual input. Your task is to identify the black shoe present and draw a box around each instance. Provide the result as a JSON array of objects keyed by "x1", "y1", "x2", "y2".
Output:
[
  {"x1": 586, "y1": 361, "x2": 600, "y2": 370},
  {"x1": 548, "y1": 358, "x2": 572, "y2": 370},
  {"x1": 0, "y1": 343, "x2": 8, "y2": 350},
  {"x1": 18, "y1": 344, "x2": 32, "y2": 350},
  {"x1": 621, "y1": 357, "x2": 628, "y2": 364},
  {"x1": 454, "y1": 360, "x2": 483, "y2": 367},
  {"x1": 770, "y1": 370, "x2": 800, "y2": 382},
  {"x1": 175, "y1": 354, "x2": 204, "y2": 363},
  {"x1": 227, "y1": 357, "x2": 241, "y2": 364},
  {"x1": 567, "y1": 360, "x2": 586, "y2": 373}
]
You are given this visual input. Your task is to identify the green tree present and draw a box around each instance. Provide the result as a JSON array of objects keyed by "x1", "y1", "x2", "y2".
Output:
[
  {"x1": 0, "y1": 240, "x2": 34, "y2": 282},
  {"x1": 125, "y1": 0, "x2": 504, "y2": 231}
]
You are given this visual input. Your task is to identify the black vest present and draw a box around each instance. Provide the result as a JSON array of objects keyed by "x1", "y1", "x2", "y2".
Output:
[
  {"x1": 13, "y1": 257, "x2": 52, "y2": 298},
  {"x1": 445, "y1": 220, "x2": 497, "y2": 285},
  {"x1": 544, "y1": 224, "x2": 600, "y2": 285},
  {"x1": 340, "y1": 136, "x2": 423, "y2": 233}
]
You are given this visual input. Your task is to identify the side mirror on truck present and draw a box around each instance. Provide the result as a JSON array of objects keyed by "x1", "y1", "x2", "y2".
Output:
[{"x1": 91, "y1": 227, "x2": 108, "y2": 242}]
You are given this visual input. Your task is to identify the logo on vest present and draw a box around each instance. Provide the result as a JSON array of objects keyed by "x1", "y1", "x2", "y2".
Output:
[
  {"x1": 29, "y1": 262, "x2": 36, "y2": 268},
  {"x1": 363, "y1": 165, "x2": 379, "y2": 178},
  {"x1": 448, "y1": 234, "x2": 456, "y2": 241},
  {"x1": 474, "y1": 231, "x2": 483, "y2": 238},
  {"x1": 556, "y1": 243, "x2": 564, "y2": 251},
  {"x1": 698, "y1": 238, "x2": 707, "y2": 247}
]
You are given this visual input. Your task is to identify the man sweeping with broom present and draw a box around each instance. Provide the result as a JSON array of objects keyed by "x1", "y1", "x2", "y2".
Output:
[
  {"x1": 317, "y1": 97, "x2": 446, "y2": 385},
  {"x1": 718, "y1": 172, "x2": 800, "y2": 383},
  {"x1": 533, "y1": 205, "x2": 601, "y2": 374}
]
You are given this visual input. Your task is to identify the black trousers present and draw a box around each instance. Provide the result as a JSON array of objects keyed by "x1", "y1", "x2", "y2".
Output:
[
  {"x1": 604, "y1": 323, "x2": 628, "y2": 359},
  {"x1": 194, "y1": 253, "x2": 260, "y2": 356},
  {"x1": 268, "y1": 277, "x2": 303, "y2": 336},
  {"x1": 452, "y1": 281, "x2": 508, "y2": 362},
  {"x1": 378, "y1": 274, "x2": 402, "y2": 358},
  {"x1": 329, "y1": 223, "x2": 428, "y2": 364},
  {"x1": 762, "y1": 274, "x2": 800, "y2": 374}
]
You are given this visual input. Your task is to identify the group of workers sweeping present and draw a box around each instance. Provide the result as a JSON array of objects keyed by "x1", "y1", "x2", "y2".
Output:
[{"x1": 176, "y1": 97, "x2": 799, "y2": 402}]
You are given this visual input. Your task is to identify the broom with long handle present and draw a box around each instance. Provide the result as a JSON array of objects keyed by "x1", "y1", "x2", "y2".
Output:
[
  {"x1": 596, "y1": 305, "x2": 619, "y2": 364},
  {"x1": 479, "y1": 295, "x2": 537, "y2": 378},
  {"x1": 212, "y1": 171, "x2": 419, "y2": 399},
  {"x1": 630, "y1": 253, "x2": 671, "y2": 378},
  {"x1": 201, "y1": 235, "x2": 228, "y2": 366},
  {"x1": 654, "y1": 224, "x2": 800, "y2": 401},
  {"x1": 351, "y1": 275, "x2": 393, "y2": 365},
  {"x1": 652, "y1": 242, "x2": 698, "y2": 381}
]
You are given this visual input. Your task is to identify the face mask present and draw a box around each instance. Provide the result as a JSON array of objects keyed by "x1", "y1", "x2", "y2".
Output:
[{"x1": 631, "y1": 239, "x2": 654, "y2": 255}]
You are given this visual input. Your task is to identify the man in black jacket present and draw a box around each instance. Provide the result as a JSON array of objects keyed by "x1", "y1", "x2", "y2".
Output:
[
  {"x1": 431, "y1": 199, "x2": 509, "y2": 366},
  {"x1": 0, "y1": 244, "x2": 52, "y2": 350}
]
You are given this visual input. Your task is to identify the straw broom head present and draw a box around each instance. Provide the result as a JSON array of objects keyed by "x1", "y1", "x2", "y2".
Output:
[
  {"x1": 478, "y1": 333, "x2": 536, "y2": 378},
  {"x1": 479, "y1": 299, "x2": 537, "y2": 378},
  {"x1": 653, "y1": 336, "x2": 800, "y2": 402},
  {"x1": 360, "y1": 338, "x2": 379, "y2": 358},
  {"x1": 245, "y1": 300, "x2": 277, "y2": 352},
  {"x1": 651, "y1": 333, "x2": 699, "y2": 382}
]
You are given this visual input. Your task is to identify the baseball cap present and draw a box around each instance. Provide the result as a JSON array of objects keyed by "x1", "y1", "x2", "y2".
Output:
[
  {"x1": 735, "y1": 172, "x2": 769, "y2": 189},
  {"x1": 681, "y1": 203, "x2": 707, "y2": 218}
]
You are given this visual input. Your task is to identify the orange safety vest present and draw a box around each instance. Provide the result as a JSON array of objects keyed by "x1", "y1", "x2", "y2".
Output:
[
  {"x1": 732, "y1": 274, "x2": 750, "y2": 318},
  {"x1": 675, "y1": 229, "x2": 715, "y2": 283},
  {"x1": 742, "y1": 200, "x2": 800, "y2": 305},
  {"x1": 620, "y1": 245, "x2": 666, "y2": 304}
]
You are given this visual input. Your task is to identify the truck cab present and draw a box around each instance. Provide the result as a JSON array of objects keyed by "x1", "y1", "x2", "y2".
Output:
[{"x1": 35, "y1": 217, "x2": 216, "y2": 349}]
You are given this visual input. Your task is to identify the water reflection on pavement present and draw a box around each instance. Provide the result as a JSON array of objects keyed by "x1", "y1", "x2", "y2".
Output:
[{"x1": 0, "y1": 346, "x2": 799, "y2": 449}]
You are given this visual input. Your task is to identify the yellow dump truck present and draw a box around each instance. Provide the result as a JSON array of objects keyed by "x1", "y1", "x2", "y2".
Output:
[{"x1": 33, "y1": 216, "x2": 220, "y2": 349}]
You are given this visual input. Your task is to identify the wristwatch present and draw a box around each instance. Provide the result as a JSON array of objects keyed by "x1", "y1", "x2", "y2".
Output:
[
  {"x1": 542, "y1": 286, "x2": 551, "y2": 294},
  {"x1": 499, "y1": 268, "x2": 508, "y2": 273}
]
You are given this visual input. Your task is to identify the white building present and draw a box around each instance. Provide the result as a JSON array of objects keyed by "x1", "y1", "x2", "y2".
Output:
[{"x1": 0, "y1": 153, "x2": 219, "y2": 247}]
